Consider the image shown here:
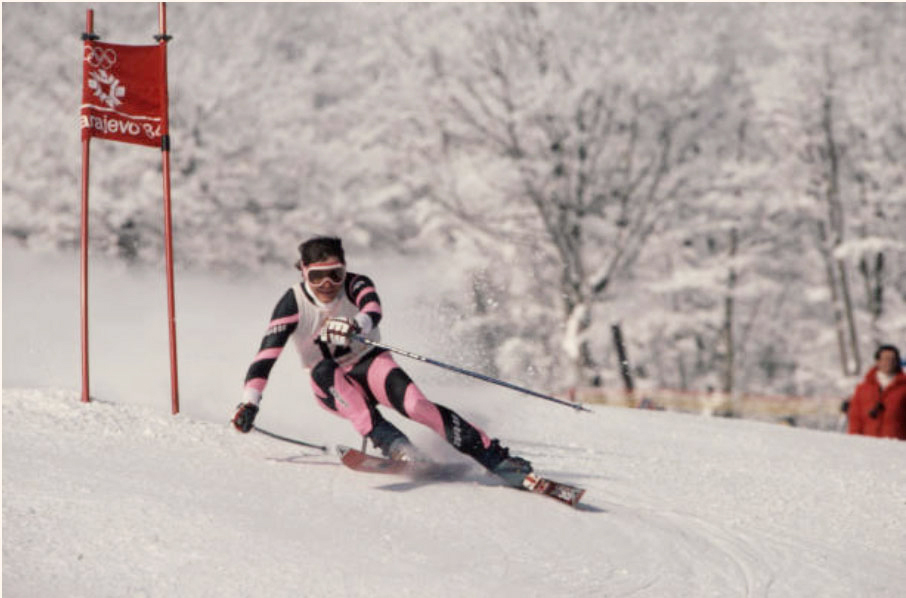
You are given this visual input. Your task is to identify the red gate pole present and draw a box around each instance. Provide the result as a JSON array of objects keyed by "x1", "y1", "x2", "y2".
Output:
[
  {"x1": 80, "y1": 9, "x2": 98, "y2": 404},
  {"x1": 157, "y1": 2, "x2": 180, "y2": 414}
]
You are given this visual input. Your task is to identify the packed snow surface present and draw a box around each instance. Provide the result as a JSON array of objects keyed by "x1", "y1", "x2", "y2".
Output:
[{"x1": 3, "y1": 244, "x2": 905, "y2": 597}]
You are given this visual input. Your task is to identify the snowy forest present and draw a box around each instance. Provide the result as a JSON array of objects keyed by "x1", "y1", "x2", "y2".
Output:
[{"x1": 3, "y1": 2, "x2": 905, "y2": 404}]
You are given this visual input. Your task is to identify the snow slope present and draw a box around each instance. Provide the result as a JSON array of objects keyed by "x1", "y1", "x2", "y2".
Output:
[{"x1": 3, "y1": 244, "x2": 906, "y2": 597}]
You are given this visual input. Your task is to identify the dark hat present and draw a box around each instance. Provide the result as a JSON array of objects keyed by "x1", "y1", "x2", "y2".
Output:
[{"x1": 296, "y1": 236, "x2": 345, "y2": 268}]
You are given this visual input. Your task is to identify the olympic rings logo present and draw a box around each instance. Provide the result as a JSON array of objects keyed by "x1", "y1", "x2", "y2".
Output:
[{"x1": 84, "y1": 46, "x2": 117, "y2": 70}]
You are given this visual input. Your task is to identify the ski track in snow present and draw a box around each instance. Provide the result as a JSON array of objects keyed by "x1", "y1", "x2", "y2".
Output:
[{"x1": 4, "y1": 244, "x2": 906, "y2": 597}]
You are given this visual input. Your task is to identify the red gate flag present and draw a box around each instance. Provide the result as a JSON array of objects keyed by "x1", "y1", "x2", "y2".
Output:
[
  {"x1": 79, "y1": 4, "x2": 180, "y2": 414},
  {"x1": 80, "y1": 41, "x2": 166, "y2": 147}
]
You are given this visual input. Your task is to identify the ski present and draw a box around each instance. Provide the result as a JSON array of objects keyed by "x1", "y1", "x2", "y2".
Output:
[
  {"x1": 338, "y1": 445, "x2": 586, "y2": 507},
  {"x1": 521, "y1": 473, "x2": 586, "y2": 507},
  {"x1": 336, "y1": 445, "x2": 471, "y2": 480}
]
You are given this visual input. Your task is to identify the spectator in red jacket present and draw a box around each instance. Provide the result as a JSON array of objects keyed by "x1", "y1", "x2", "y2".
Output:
[{"x1": 847, "y1": 344, "x2": 906, "y2": 440}]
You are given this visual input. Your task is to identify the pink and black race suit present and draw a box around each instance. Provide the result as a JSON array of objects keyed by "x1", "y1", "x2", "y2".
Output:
[{"x1": 242, "y1": 272, "x2": 492, "y2": 455}]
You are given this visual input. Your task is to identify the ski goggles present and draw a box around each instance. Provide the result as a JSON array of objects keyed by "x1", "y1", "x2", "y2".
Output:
[{"x1": 303, "y1": 261, "x2": 346, "y2": 287}]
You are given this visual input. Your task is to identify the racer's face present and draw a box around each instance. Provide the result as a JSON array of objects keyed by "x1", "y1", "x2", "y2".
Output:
[{"x1": 304, "y1": 256, "x2": 345, "y2": 303}]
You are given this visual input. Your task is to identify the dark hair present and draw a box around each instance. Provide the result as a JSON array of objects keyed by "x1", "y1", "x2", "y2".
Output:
[
  {"x1": 297, "y1": 236, "x2": 345, "y2": 267},
  {"x1": 875, "y1": 344, "x2": 902, "y2": 371}
]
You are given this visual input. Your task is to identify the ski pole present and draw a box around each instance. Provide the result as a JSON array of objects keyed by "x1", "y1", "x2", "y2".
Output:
[
  {"x1": 253, "y1": 426, "x2": 328, "y2": 452},
  {"x1": 354, "y1": 336, "x2": 591, "y2": 412}
]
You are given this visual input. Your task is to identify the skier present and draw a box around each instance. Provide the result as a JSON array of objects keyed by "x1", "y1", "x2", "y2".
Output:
[{"x1": 232, "y1": 236, "x2": 534, "y2": 484}]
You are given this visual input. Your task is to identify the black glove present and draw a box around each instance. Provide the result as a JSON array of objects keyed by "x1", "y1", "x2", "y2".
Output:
[{"x1": 232, "y1": 402, "x2": 259, "y2": 433}]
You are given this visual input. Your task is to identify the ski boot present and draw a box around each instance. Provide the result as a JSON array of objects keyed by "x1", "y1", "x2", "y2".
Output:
[
  {"x1": 368, "y1": 419, "x2": 423, "y2": 462},
  {"x1": 387, "y1": 437, "x2": 423, "y2": 462},
  {"x1": 477, "y1": 439, "x2": 533, "y2": 487}
]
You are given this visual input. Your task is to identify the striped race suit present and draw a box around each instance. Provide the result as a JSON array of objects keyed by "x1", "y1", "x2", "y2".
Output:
[{"x1": 243, "y1": 272, "x2": 493, "y2": 456}]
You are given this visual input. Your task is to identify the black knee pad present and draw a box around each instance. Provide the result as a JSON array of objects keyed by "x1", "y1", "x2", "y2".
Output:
[
  {"x1": 385, "y1": 369, "x2": 412, "y2": 414},
  {"x1": 311, "y1": 359, "x2": 338, "y2": 395}
]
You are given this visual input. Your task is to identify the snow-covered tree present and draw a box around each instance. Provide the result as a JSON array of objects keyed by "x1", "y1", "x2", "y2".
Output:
[
  {"x1": 404, "y1": 4, "x2": 742, "y2": 386},
  {"x1": 3, "y1": 2, "x2": 904, "y2": 398}
]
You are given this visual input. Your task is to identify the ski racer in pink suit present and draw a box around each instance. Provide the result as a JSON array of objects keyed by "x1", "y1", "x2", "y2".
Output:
[{"x1": 232, "y1": 236, "x2": 533, "y2": 484}]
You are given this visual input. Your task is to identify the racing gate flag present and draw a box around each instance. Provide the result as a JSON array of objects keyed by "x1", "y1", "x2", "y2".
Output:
[
  {"x1": 78, "y1": 4, "x2": 180, "y2": 414},
  {"x1": 80, "y1": 41, "x2": 166, "y2": 147}
]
